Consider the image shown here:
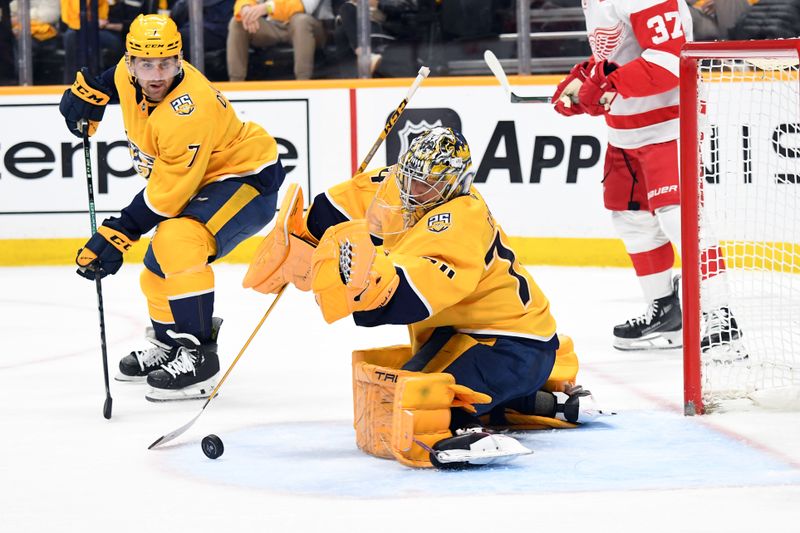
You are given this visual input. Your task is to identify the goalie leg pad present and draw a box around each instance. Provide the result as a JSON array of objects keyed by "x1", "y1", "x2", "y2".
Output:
[{"x1": 351, "y1": 355, "x2": 491, "y2": 468}]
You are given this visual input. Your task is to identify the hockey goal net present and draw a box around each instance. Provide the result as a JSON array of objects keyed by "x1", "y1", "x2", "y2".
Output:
[{"x1": 680, "y1": 40, "x2": 800, "y2": 414}]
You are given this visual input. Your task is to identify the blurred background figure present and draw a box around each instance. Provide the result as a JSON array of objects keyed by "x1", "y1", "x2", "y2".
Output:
[
  {"x1": 688, "y1": 0, "x2": 755, "y2": 40},
  {"x1": 333, "y1": 0, "x2": 399, "y2": 77},
  {"x1": 8, "y1": 0, "x2": 60, "y2": 84},
  {"x1": 728, "y1": 0, "x2": 800, "y2": 40},
  {"x1": 60, "y1": 0, "x2": 124, "y2": 82},
  {"x1": 0, "y1": 0, "x2": 13, "y2": 84},
  {"x1": 171, "y1": 0, "x2": 235, "y2": 81},
  {"x1": 226, "y1": 0, "x2": 333, "y2": 81}
]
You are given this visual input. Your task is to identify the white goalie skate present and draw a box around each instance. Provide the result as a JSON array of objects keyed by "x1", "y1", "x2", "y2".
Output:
[{"x1": 427, "y1": 428, "x2": 532, "y2": 469}]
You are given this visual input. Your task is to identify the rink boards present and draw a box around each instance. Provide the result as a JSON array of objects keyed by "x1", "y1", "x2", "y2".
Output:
[{"x1": 2, "y1": 76, "x2": 794, "y2": 266}]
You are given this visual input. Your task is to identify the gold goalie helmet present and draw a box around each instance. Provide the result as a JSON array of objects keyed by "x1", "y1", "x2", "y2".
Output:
[
  {"x1": 396, "y1": 127, "x2": 473, "y2": 216},
  {"x1": 368, "y1": 127, "x2": 474, "y2": 239}
]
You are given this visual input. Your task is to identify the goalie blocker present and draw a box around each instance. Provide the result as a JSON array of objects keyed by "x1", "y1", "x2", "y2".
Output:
[{"x1": 352, "y1": 335, "x2": 585, "y2": 469}]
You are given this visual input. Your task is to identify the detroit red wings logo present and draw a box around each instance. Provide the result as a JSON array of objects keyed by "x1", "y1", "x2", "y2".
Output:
[{"x1": 589, "y1": 22, "x2": 625, "y2": 61}]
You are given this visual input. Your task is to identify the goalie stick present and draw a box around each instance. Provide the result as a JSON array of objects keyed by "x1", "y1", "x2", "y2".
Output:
[
  {"x1": 148, "y1": 284, "x2": 287, "y2": 449},
  {"x1": 147, "y1": 67, "x2": 433, "y2": 450},
  {"x1": 484, "y1": 50, "x2": 550, "y2": 104},
  {"x1": 356, "y1": 65, "x2": 430, "y2": 173}
]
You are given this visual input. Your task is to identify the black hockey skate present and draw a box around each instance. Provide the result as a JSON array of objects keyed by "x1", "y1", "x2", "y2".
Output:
[
  {"x1": 116, "y1": 327, "x2": 177, "y2": 382},
  {"x1": 613, "y1": 279, "x2": 682, "y2": 351},
  {"x1": 504, "y1": 385, "x2": 592, "y2": 424},
  {"x1": 145, "y1": 318, "x2": 222, "y2": 402},
  {"x1": 701, "y1": 306, "x2": 742, "y2": 351}
]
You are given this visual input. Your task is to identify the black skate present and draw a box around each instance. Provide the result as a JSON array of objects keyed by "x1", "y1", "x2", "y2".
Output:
[
  {"x1": 428, "y1": 427, "x2": 532, "y2": 470},
  {"x1": 116, "y1": 327, "x2": 177, "y2": 382},
  {"x1": 701, "y1": 306, "x2": 742, "y2": 351},
  {"x1": 701, "y1": 307, "x2": 747, "y2": 363},
  {"x1": 145, "y1": 318, "x2": 222, "y2": 402},
  {"x1": 613, "y1": 280, "x2": 682, "y2": 351}
]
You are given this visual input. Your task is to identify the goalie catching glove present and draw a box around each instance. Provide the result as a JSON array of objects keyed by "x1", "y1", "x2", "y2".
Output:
[
  {"x1": 59, "y1": 67, "x2": 113, "y2": 138},
  {"x1": 312, "y1": 220, "x2": 399, "y2": 323},
  {"x1": 75, "y1": 219, "x2": 138, "y2": 280}
]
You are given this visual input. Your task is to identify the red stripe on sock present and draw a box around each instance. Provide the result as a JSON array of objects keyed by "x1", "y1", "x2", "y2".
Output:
[
  {"x1": 700, "y1": 246, "x2": 727, "y2": 280},
  {"x1": 629, "y1": 242, "x2": 675, "y2": 276}
]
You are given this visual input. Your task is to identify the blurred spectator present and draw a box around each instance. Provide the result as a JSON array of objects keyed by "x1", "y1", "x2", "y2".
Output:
[
  {"x1": 10, "y1": 0, "x2": 61, "y2": 83},
  {"x1": 688, "y1": 0, "x2": 755, "y2": 40},
  {"x1": 227, "y1": 0, "x2": 333, "y2": 80},
  {"x1": 730, "y1": 0, "x2": 800, "y2": 40},
  {"x1": 60, "y1": 0, "x2": 124, "y2": 82},
  {"x1": 0, "y1": 0, "x2": 14, "y2": 83},
  {"x1": 333, "y1": 0, "x2": 392, "y2": 76},
  {"x1": 171, "y1": 0, "x2": 235, "y2": 80}
]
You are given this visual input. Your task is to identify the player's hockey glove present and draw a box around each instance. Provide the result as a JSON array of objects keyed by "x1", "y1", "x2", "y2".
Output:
[
  {"x1": 552, "y1": 60, "x2": 592, "y2": 117},
  {"x1": 577, "y1": 60, "x2": 619, "y2": 116},
  {"x1": 59, "y1": 67, "x2": 112, "y2": 138},
  {"x1": 75, "y1": 218, "x2": 138, "y2": 280},
  {"x1": 312, "y1": 220, "x2": 399, "y2": 323}
]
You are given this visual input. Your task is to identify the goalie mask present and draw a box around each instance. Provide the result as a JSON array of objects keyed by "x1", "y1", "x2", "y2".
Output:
[
  {"x1": 125, "y1": 14, "x2": 183, "y2": 81},
  {"x1": 396, "y1": 127, "x2": 473, "y2": 220},
  {"x1": 367, "y1": 128, "x2": 474, "y2": 241}
]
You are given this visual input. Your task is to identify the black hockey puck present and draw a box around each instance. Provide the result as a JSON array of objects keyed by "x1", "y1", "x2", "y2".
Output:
[{"x1": 201, "y1": 434, "x2": 224, "y2": 459}]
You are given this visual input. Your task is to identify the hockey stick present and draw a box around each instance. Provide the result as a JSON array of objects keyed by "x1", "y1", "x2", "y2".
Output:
[
  {"x1": 148, "y1": 284, "x2": 287, "y2": 449},
  {"x1": 484, "y1": 51, "x2": 550, "y2": 104},
  {"x1": 356, "y1": 65, "x2": 430, "y2": 174},
  {"x1": 148, "y1": 68, "x2": 427, "y2": 449},
  {"x1": 80, "y1": 120, "x2": 113, "y2": 420}
]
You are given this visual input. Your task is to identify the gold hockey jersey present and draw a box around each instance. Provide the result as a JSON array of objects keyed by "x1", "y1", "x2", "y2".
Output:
[
  {"x1": 321, "y1": 167, "x2": 558, "y2": 351},
  {"x1": 113, "y1": 59, "x2": 280, "y2": 218}
]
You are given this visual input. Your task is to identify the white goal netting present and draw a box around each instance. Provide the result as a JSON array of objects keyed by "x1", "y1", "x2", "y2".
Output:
[{"x1": 694, "y1": 54, "x2": 800, "y2": 410}]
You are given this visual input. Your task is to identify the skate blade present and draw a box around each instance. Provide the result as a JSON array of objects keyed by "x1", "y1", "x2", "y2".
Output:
[
  {"x1": 114, "y1": 373, "x2": 146, "y2": 383},
  {"x1": 702, "y1": 341, "x2": 750, "y2": 364},
  {"x1": 613, "y1": 330, "x2": 682, "y2": 351},
  {"x1": 145, "y1": 376, "x2": 218, "y2": 403}
]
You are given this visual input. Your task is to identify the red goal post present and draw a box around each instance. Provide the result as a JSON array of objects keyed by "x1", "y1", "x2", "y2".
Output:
[{"x1": 679, "y1": 39, "x2": 800, "y2": 415}]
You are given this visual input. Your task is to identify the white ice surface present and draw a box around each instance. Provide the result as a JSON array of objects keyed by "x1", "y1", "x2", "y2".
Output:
[{"x1": 2, "y1": 264, "x2": 800, "y2": 532}]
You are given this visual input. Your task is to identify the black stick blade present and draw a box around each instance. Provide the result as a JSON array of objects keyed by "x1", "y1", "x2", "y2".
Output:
[
  {"x1": 103, "y1": 397, "x2": 112, "y2": 419},
  {"x1": 510, "y1": 93, "x2": 552, "y2": 104}
]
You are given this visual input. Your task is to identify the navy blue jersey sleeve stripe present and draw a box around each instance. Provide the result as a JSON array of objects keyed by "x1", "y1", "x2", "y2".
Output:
[
  {"x1": 305, "y1": 193, "x2": 350, "y2": 241},
  {"x1": 353, "y1": 267, "x2": 430, "y2": 327},
  {"x1": 114, "y1": 189, "x2": 167, "y2": 237}
]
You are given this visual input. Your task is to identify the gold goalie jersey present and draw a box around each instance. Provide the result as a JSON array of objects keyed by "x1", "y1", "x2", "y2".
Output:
[
  {"x1": 332, "y1": 168, "x2": 557, "y2": 351},
  {"x1": 113, "y1": 59, "x2": 280, "y2": 217}
]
